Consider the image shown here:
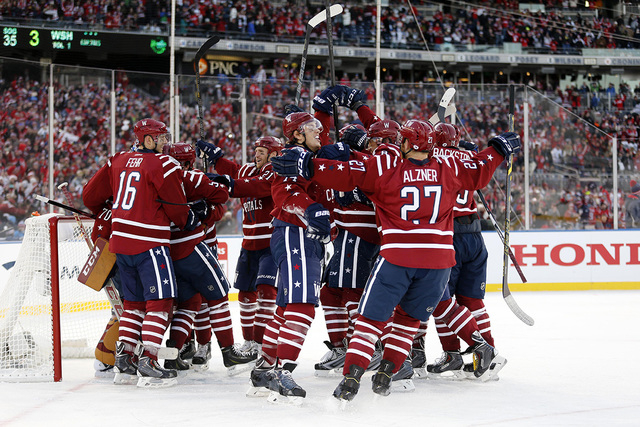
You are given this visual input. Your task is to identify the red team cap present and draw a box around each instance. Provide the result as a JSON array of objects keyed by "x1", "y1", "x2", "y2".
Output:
[
  {"x1": 367, "y1": 119, "x2": 401, "y2": 143},
  {"x1": 133, "y1": 118, "x2": 168, "y2": 144},
  {"x1": 434, "y1": 123, "x2": 461, "y2": 148},
  {"x1": 164, "y1": 142, "x2": 196, "y2": 169},
  {"x1": 282, "y1": 112, "x2": 316, "y2": 140},
  {"x1": 400, "y1": 120, "x2": 436, "y2": 152},
  {"x1": 255, "y1": 136, "x2": 284, "y2": 155}
]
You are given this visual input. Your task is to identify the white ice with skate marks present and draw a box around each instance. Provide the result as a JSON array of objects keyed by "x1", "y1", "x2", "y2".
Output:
[{"x1": 2, "y1": 291, "x2": 640, "y2": 426}]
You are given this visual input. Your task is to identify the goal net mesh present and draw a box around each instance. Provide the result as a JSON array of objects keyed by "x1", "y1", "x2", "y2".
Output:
[{"x1": 0, "y1": 213, "x2": 111, "y2": 381}]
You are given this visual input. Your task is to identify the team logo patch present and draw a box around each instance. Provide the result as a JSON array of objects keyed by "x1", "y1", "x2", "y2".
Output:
[
  {"x1": 150, "y1": 286, "x2": 157, "y2": 294},
  {"x1": 208, "y1": 285, "x2": 215, "y2": 291},
  {"x1": 481, "y1": 282, "x2": 486, "y2": 291},
  {"x1": 426, "y1": 306, "x2": 434, "y2": 313}
]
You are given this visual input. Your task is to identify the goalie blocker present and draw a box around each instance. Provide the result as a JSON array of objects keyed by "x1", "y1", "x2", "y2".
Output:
[{"x1": 78, "y1": 237, "x2": 117, "y2": 291}]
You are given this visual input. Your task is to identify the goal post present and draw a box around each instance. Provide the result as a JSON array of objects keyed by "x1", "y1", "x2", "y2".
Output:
[{"x1": 0, "y1": 213, "x2": 111, "y2": 382}]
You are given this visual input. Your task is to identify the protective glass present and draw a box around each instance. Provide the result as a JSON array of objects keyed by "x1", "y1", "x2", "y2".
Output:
[
  {"x1": 300, "y1": 119, "x2": 323, "y2": 134},
  {"x1": 156, "y1": 132, "x2": 171, "y2": 145}
]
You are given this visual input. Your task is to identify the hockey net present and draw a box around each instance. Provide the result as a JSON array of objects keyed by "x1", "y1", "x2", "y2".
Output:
[{"x1": 0, "y1": 213, "x2": 111, "y2": 382}]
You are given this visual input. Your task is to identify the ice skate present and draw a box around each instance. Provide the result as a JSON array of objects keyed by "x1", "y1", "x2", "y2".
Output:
[
  {"x1": 180, "y1": 338, "x2": 197, "y2": 364},
  {"x1": 221, "y1": 343, "x2": 257, "y2": 376},
  {"x1": 411, "y1": 337, "x2": 427, "y2": 378},
  {"x1": 371, "y1": 359, "x2": 395, "y2": 397},
  {"x1": 113, "y1": 341, "x2": 138, "y2": 385},
  {"x1": 390, "y1": 357, "x2": 415, "y2": 393},
  {"x1": 267, "y1": 365, "x2": 306, "y2": 406},
  {"x1": 136, "y1": 355, "x2": 178, "y2": 388},
  {"x1": 463, "y1": 355, "x2": 507, "y2": 382},
  {"x1": 426, "y1": 350, "x2": 466, "y2": 380},
  {"x1": 246, "y1": 357, "x2": 273, "y2": 397},
  {"x1": 94, "y1": 360, "x2": 115, "y2": 379},
  {"x1": 333, "y1": 364, "x2": 365, "y2": 403},
  {"x1": 467, "y1": 332, "x2": 505, "y2": 381},
  {"x1": 314, "y1": 339, "x2": 347, "y2": 377},
  {"x1": 191, "y1": 342, "x2": 212, "y2": 372},
  {"x1": 238, "y1": 340, "x2": 260, "y2": 358},
  {"x1": 366, "y1": 340, "x2": 383, "y2": 371},
  {"x1": 163, "y1": 339, "x2": 190, "y2": 372}
]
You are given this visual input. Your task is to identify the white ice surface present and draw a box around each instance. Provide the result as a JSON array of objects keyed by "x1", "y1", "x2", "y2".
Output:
[{"x1": 1, "y1": 290, "x2": 639, "y2": 426}]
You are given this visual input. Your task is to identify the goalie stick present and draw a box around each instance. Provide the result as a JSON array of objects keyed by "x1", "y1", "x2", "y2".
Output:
[
  {"x1": 501, "y1": 86, "x2": 535, "y2": 326},
  {"x1": 193, "y1": 35, "x2": 221, "y2": 171},
  {"x1": 56, "y1": 183, "x2": 179, "y2": 359},
  {"x1": 294, "y1": 4, "x2": 343, "y2": 106},
  {"x1": 428, "y1": 87, "x2": 456, "y2": 125}
]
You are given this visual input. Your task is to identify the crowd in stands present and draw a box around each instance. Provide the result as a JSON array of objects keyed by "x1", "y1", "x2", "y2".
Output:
[
  {"x1": 1, "y1": 0, "x2": 638, "y2": 52},
  {"x1": 2, "y1": 62, "x2": 640, "y2": 239}
]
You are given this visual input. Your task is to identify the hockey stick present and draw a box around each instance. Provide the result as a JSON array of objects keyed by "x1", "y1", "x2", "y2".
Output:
[
  {"x1": 475, "y1": 189, "x2": 527, "y2": 283},
  {"x1": 324, "y1": 0, "x2": 340, "y2": 138},
  {"x1": 35, "y1": 194, "x2": 95, "y2": 218},
  {"x1": 501, "y1": 87, "x2": 534, "y2": 326},
  {"x1": 57, "y1": 183, "x2": 124, "y2": 320},
  {"x1": 294, "y1": 4, "x2": 343, "y2": 107},
  {"x1": 428, "y1": 88, "x2": 457, "y2": 125},
  {"x1": 193, "y1": 35, "x2": 221, "y2": 171}
]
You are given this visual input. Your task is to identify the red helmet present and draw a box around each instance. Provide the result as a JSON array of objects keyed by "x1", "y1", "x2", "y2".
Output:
[
  {"x1": 133, "y1": 118, "x2": 168, "y2": 144},
  {"x1": 255, "y1": 136, "x2": 284, "y2": 155},
  {"x1": 163, "y1": 142, "x2": 196, "y2": 169},
  {"x1": 367, "y1": 120, "x2": 401, "y2": 142},
  {"x1": 434, "y1": 123, "x2": 461, "y2": 148},
  {"x1": 282, "y1": 112, "x2": 315, "y2": 140},
  {"x1": 399, "y1": 120, "x2": 436, "y2": 152},
  {"x1": 339, "y1": 123, "x2": 366, "y2": 140}
]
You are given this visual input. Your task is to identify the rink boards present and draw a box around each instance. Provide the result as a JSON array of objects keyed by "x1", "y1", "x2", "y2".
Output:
[{"x1": 1, "y1": 229, "x2": 639, "y2": 300}]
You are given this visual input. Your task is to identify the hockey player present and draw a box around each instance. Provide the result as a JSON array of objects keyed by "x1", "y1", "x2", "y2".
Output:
[
  {"x1": 413, "y1": 123, "x2": 506, "y2": 381},
  {"x1": 271, "y1": 119, "x2": 520, "y2": 401},
  {"x1": 196, "y1": 136, "x2": 284, "y2": 356},
  {"x1": 164, "y1": 142, "x2": 257, "y2": 374},
  {"x1": 83, "y1": 118, "x2": 199, "y2": 388},
  {"x1": 248, "y1": 110, "x2": 336, "y2": 404}
]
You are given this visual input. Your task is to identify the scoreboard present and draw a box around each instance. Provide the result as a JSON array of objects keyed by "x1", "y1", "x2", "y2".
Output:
[{"x1": 1, "y1": 25, "x2": 168, "y2": 56}]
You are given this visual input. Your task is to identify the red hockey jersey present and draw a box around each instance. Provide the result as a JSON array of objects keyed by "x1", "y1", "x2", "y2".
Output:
[
  {"x1": 216, "y1": 158, "x2": 276, "y2": 251},
  {"x1": 309, "y1": 147, "x2": 505, "y2": 269},
  {"x1": 169, "y1": 170, "x2": 229, "y2": 261},
  {"x1": 432, "y1": 146, "x2": 478, "y2": 218},
  {"x1": 83, "y1": 150, "x2": 189, "y2": 255}
]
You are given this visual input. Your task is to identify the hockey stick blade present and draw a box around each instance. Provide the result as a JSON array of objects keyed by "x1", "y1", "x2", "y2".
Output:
[
  {"x1": 309, "y1": 4, "x2": 343, "y2": 28},
  {"x1": 194, "y1": 35, "x2": 221, "y2": 67},
  {"x1": 428, "y1": 104, "x2": 456, "y2": 125},
  {"x1": 503, "y1": 294, "x2": 535, "y2": 326},
  {"x1": 436, "y1": 88, "x2": 456, "y2": 123}
]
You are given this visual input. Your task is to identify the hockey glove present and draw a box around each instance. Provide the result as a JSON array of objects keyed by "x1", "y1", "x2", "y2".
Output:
[
  {"x1": 205, "y1": 173, "x2": 235, "y2": 194},
  {"x1": 304, "y1": 202, "x2": 331, "y2": 244},
  {"x1": 271, "y1": 147, "x2": 314, "y2": 180},
  {"x1": 488, "y1": 132, "x2": 521, "y2": 158},
  {"x1": 334, "y1": 190, "x2": 356, "y2": 207},
  {"x1": 190, "y1": 199, "x2": 210, "y2": 221},
  {"x1": 336, "y1": 85, "x2": 367, "y2": 111},
  {"x1": 183, "y1": 209, "x2": 200, "y2": 231},
  {"x1": 341, "y1": 126, "x2": 368, "y2": 152},
  {"x1": 317, "y1": 141, "x2": 350, "y2": 162},
  {"x1": 195, "y1": 140, "x2": 224, "y2": 165},
  {"x1": 284, "y1": 104, "x2": 304, "y2": 116},
  {"x1": 459, "y1": 140, "x2": 479, "y2": 152},
  {"x1": 352, "y1": 187, "x2": 373, "y2": 206},
  {"x1": 312, "y1": 85, "x2": 343, "y2": 115}
]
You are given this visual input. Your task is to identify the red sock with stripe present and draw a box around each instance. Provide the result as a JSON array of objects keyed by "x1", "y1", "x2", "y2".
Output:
[
  {"x1": 254, "y1": 284, "x2": 277, "y2": 344},
  {"x1": 238, "y1": 290, "x2": 257, "y2": 342}
]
